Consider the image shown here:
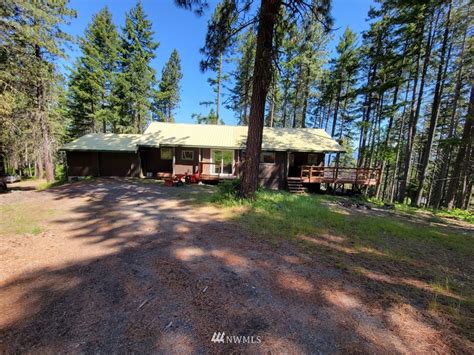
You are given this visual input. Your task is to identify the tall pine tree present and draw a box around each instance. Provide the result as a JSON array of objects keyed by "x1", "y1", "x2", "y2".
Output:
[
  {"x1": 0, "y1": 0, "x2": 75, "y2": 182},
  {"x1": 114, "y1": 1, "x2": 158, "y2": 133},
  {"x1": 67, "y1": 7, "x2": 120, "y2": 137},
  {"x1": 153, "y1": 49, "x2": 183, "y2": 122}
]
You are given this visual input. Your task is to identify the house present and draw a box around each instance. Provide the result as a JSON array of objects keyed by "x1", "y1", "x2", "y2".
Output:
[{"x1": 61, "y1": 122, "x2": 380, "y2": 191}]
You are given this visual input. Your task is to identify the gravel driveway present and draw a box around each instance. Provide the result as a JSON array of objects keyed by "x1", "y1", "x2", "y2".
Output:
[{"x1": 0, "y1": 179, "x2": 468, "y2": 353}]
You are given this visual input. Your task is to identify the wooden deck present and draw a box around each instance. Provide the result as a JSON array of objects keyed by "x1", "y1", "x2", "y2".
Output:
[{"x1": 299, "y1": 166, "x2": 381, "y2": 186}]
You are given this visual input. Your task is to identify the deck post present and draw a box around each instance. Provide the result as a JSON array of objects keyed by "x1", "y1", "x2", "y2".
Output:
[{"x1": 335, "y1": 153, "x2": 340, "y2": 182}]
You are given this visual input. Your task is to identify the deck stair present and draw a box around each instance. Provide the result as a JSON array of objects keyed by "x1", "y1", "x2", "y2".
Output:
[{"x1": 287, "y1": 177, "x2": 306, "y2": 194}]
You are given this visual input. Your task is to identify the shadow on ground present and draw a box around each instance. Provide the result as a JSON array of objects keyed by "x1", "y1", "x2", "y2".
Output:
[{"x1": 0, "y1": 178, "x2": 472, "y2": 353}]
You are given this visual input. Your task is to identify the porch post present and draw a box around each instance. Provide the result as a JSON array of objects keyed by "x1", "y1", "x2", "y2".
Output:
[
  {"x1": 172, "y1": 147, "x2": 176, "y2": 175},
  {"x1": 198, "y1": 148, "x2": 201, "y2": 173},
  {"x1": 286, "y1": 151, "x2": 290, "y2": 178}
]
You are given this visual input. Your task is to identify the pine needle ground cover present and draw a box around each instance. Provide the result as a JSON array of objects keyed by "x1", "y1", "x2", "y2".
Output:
[{"x1": 194, "y1": 189, "x2": 474, "y2": 339}]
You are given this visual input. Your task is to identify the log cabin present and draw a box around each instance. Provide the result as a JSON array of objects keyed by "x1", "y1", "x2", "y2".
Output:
[{"x1": 61, "y1": 122, "x2": 380, "y2": 192}]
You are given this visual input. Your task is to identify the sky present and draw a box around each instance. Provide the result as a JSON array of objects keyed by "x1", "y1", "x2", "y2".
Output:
[{"x1": 63, "y1": 0, "x2": 374, "y2": 126}]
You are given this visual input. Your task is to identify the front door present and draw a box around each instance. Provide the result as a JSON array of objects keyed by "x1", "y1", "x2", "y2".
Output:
[
  {"x1": 288, "y1": 152, "x2": 308, "y2": 177},
  {"x1": 212, "y1": 150, "x2": 233, "y2": 175}
]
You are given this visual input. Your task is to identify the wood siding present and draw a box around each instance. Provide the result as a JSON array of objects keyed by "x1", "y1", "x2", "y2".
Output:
[
  {"x1": 258, "y1": 151, "x2": 287, "y2": 189},
  {"x1": 67, "y1": 152, "x2": 100, "y2": 177},
  {"x1": 66, "y1": 151, "x2": 140, "y2": 177},
  {"x1": 174, "y1": 147, "x2": 200, "y2": 174},
  {"x1": 99, "y1": 152, "x2": 140, "y2": 177}
]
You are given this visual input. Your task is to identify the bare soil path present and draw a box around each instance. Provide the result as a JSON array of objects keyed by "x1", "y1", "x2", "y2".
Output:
[{"x1": 0, "y1": 179, "x2": 471, "y2": 353}]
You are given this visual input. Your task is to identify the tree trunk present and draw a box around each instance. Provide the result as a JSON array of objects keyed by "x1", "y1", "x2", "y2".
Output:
[
  {"x1": 391, "y1": 77, "x2": 412, "y2": 202},
  {"x1": 301, "y1": 66, "x2": 310, "y2": 128},
  {"x1": 35, "y1": 44, "x2": 54, "y2": 182},
  {"x1": 445, "y1": 82, "x2": 474, "y2": 209},
  {"x1": 358, "y1": 65, "x2": 376, "y2": 168},
  {"x1": 240, "y1": 0, "x2": 281, "y2": 198},
  {"x1": 414, "y1": 2, "x2": 451, "y2": 206},
  {"x1": 397, "y1": 15, "x2": 433, "y2": 202},
  {"x1": 292, "y1": 64, "x2": 302, "y2": 128},
  {"x1": 430, "y1": 28, "x2": 466, "y2": 208},
  {"x1": 330, "y1": 82, "x2": 342, "y2": 137},
  {"x1": 281, "y1": 70, "x2": 291, "y2": 127},
  {"x1": 216, "y1": 53, "x2": 222, "y2": 121},
  {"x1": 377, "y1": 84, "x2": 399, "y2": 200}
]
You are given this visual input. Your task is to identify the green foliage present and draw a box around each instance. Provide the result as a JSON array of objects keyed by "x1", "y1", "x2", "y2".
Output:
[
  {"x1": 227, "y1": 28, "x2": 256, "y2": 125},
  {"x1": 67, "y1": 7, "x2": 120, "y2": 137},
  {"x1": 153, "y1": 49, "x2": 183, "y2": 122},
  {"x1": 395, "y1": 203, "x2": 474, "y2": 224},
  {"x1": 0, "y1": 0, "x2": 75, "y2": 181},
  {"x1": 214, "y1": 179, "x2": 241, "y2": 201},
  {"x1": 192, "y1": 108, "x2": 224, "y2": 125},
  {"x1": 326, "y1": 27, "x2": 360, "y2": 138},
  {"x1": 114, "y1": 1, "x2": 159, "y2": 133},
  {"x1": 204, "y1": 190, "x2": 473, "y2": 258},
  {"x1": 436, "y1": 209, "x2": 474, "y2": 224},
  {"x1": 54, "y1": 163, "x2": 67, "y2": 182}
]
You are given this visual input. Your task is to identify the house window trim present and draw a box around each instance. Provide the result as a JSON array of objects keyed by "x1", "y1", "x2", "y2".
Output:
[
  {"x1": 181, "y1": 149, "x2": 195, "y2": 161},
  {"x1": 210, "y1": 149, "x2": 234, "y2": 176},
  {"x1": 160, "y1": 147, "x2": 173, "y2": 160},
  {"x1": 260, "y1": 151, "x2": 276, "y2": 165}
]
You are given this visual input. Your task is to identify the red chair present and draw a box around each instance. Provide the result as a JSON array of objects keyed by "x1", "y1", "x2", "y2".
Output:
[{"x1": 190, "y1": 168, "x2": 201, "y2": 184}]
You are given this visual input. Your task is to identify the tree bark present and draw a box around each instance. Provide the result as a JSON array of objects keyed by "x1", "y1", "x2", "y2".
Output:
[
  {"x1": 414, "y1": 2, "x2": 451, "y2": 206},
  {"x1": 35, "y1": 44, "x2": 54, "y2": 182},
  {"x1": 268, "y1": 79, "x2": 275, "y2": 127},
  {"x1": 430, "y1": 28, "x2": 466, "y2": 208},
  {"x1": 240, "y1": 0, "x2": 281, "y2": 198},
  {"x1": 216, "y1": 53, "x2": 222, "y2": 121},
  {"x1": 397, "y1": 13, "x2": 434, "y2": 202},
  {"x1": 445, "y1": 82, "x2": 474, "y2": 209}
]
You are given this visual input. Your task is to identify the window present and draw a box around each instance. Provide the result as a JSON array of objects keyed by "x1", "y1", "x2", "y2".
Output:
[
  {"x1": 211, "y1": 150, "x2": 233, "y2": 175},
  {"x1": 181, "y1": 150, "x2": 194, "y2": 161},
  {"x1": 160, "y1": 147, "x2": 173, "y2": 160},
  {"x1": 260, "y1": 151, "x2": 276, "y2": 164},
  {"x1": 308, "y1": 153, "x2": 319, "y2": 166}
]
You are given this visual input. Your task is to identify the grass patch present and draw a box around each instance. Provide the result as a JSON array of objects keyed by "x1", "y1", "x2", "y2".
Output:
[
  {"x1": 189, "y1": 188, "x2": 474, "y2": 336},
  {"x1": 209, "y1": 190, "x2": 472, "y2": 254},
  {"x1": 395, "y1": 203, "x2": 473, "y2": 224},
  {"x1": 0, "y1": 203, "x2": 55, "y2": 235},
  {"x1": 37, "y1": 179, "x2": 68, "y2": 191}
]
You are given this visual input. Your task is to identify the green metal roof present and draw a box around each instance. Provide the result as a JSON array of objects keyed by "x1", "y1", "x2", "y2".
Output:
[
  {"x1": 144, "y1": 122, "x2": 345, "y2": 152},
  {"x1": 61, "y1": 133, "x2": 142, "y2": 152},
  {"x1": 62, "y1": 123, "x2": 345, "y2": 153}
]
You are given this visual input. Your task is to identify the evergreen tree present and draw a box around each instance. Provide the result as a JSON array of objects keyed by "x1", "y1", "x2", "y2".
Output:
[
  {"x1": 328, "y1": 27, "x2": 359, "y2": 139},
  {"x1": 227, "y1": 28, "x2": 256, "y2": 125},
  {"x1": 153, "y1": 49, "x2": 183, "y2": 122},
  {"x1": 0, "y1": 0, "x2": 75, "y2": 182},
  {"x1": 192, "y1": 108, "x2": 224, "y2": 124},
  {"x1": 178, "y1": 0, "x2": 332, "y2": 198},
  {"x1": 114, "y1": 1, "x2": 158, "y2": 133},
  {"x1": 67, "y1": 7, "x2": 120, "y2": 137}
]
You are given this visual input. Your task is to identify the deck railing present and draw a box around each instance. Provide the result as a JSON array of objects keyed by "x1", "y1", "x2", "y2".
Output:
[{"x1": 300, "y1": 166, "x2": 381, "y2": 185}]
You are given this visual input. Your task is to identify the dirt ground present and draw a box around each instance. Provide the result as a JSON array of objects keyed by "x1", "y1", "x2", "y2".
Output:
[{"x1": 0, "y1": 179, "x2": 472, "y2": 353}]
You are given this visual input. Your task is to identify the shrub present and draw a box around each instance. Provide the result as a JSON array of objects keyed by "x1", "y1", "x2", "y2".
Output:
[
  {"x1": 215, "y1": 179, "x2": 241, "y2": 201},
  {"x1": 55, "y1": 163, "x2": 67, "y2": 182}
]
